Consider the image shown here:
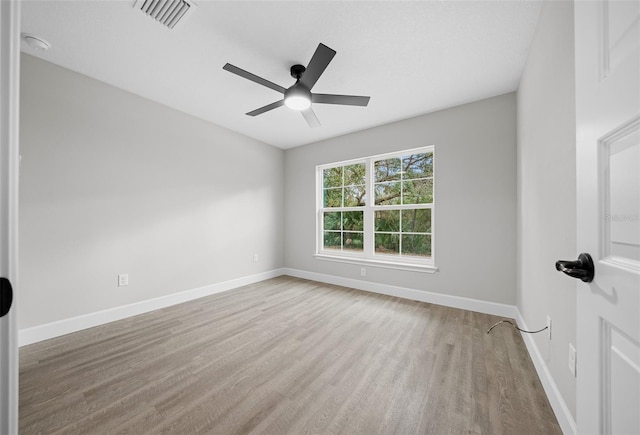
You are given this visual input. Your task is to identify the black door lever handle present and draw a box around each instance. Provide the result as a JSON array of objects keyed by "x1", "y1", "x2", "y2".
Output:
[
  {"x1": 0, "y1": 277, "x2": 13, "y2": 317},
  {"x1": 555, "y1": 253, "x2": 594, "y2": 283}
]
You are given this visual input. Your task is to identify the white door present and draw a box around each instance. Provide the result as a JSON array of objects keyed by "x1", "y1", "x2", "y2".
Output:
[
  {"x1": 574, "y1": 0, "x2": 640, "y2": 434},
  {"x1": 0, "y1": 0, "x2": 21, "y2": 433}
]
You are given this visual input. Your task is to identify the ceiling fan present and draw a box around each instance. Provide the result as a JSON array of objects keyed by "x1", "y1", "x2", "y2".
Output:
[{"x1": 223, "y1": 43, "x2": 370, "y2": 128}]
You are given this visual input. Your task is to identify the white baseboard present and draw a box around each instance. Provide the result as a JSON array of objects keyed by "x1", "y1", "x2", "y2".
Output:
[
  {"x1": 19, "y1": 268, "x2": 286, "y2": 347},
  {"x1": 515, "y1": 310, "x2": 576, "y2": 435},
  {"x1": 282, "y1": 267, "x2": 518, "y2": 318}
]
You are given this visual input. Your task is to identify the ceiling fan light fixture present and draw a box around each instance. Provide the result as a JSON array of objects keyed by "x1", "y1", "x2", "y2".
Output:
[
  {"x1": 284, "y1": 86, "x2": 311, "y2": 111},
  {"x1": 284, "y1": 95, "x2": 311, "y2": 111}
]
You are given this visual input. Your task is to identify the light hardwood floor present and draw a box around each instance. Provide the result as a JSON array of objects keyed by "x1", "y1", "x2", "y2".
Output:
[{"x1": 20, "y1": 276, "x2": 561, "y2": 434}]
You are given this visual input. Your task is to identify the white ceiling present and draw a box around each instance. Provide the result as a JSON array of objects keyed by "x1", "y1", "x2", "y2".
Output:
[{"x1": 20, "y1": 0, "x2": 541, "y2": 149}]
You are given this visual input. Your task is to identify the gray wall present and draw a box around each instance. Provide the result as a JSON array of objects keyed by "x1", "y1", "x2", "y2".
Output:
[
  {"x1": 284, "y1": 93, "x2": 517, "y2": 305},
  {"x1": 19, "y1": 54, "x2": 284, "y2": 329},
  {"x1": 517, "y1": 1, "x2": 577, "y2": 419}
]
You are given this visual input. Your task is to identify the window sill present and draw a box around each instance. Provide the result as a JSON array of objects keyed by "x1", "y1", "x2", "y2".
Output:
[{"x1": 314, "y1": 254, "x2": 439, "y2": 273}]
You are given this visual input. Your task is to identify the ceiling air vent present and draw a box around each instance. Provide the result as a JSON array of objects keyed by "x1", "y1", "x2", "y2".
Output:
[{"x1": 134, "y1": 0, "x2": 196, "y2": 30}]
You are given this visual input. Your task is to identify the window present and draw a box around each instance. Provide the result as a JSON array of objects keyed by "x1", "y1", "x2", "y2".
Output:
[{"x1": 316, "y1": 146, "x2": 435, "y2": 272}]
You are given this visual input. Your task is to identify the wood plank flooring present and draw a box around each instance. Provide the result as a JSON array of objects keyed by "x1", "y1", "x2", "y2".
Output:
[{"x1": 19, "y1": 276, "x2": 561, "y2": 434}]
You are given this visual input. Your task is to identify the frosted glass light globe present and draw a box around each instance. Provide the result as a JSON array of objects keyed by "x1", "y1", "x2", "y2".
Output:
[
  {"x1": 285, "y1": 95, "x2": 311, "y2": 110},
  {"x1": 284, "y1": 85, "x2": 312, "y2": 111}
]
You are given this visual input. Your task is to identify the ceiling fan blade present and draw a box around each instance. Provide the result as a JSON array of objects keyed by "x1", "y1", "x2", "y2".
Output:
[
  {"x1": 223, "y1": 63, "x2": 286, "y2": 94},
  {"x1": 299, "y1": 43, "x2": 336, "y2": 90},
  {"x1": 312, "y1": 94, "x2": 371, "y2": 107},
  {"x1": 301, "y1": 108, "x2": 320, "y2": 128},
  {"x1": 246, "y1": 100, "x2": 285, "y2": 116}
]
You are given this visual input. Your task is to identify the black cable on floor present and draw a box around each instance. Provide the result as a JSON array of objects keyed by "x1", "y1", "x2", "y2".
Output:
[{"x1": 486, "y1": 319, "x2": 548, "y2": 335}]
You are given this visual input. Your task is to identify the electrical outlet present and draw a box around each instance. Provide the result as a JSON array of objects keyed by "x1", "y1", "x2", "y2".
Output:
[
  {"x1": 546, "y1": 315, "x2": 552, "y2": 341},
  {"x1": 360, "y1": 268, "x2": 366, "y2": 277},
  {"x1": 568, "y1": 343, "x2": 577, "y2": 377},
  {"x1": 118, "y1": 274, "x2": 129, "y2": 287},
  {"x1": 253, "y1": 253, "x2": 259, "y2": 262}
]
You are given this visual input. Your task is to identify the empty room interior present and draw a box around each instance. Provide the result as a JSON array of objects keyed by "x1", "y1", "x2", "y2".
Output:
[{"x1": 4, "y1": 0, "x2": 639, "y2": 434}]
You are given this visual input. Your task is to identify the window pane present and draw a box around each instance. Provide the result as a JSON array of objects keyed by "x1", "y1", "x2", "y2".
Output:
[
  {"x1": 375, "y1": 182, "x2": 401, "y2": 205},
  {"x1": 343, "y1": 232, "x2": 364, "y2": 251},
  {"x1": 323, "y1": 232, "x2": 341, "y2": 250},
  {"x1": 403, "y1": 153, "x2": 433, "y2": 179},
  {"x1": 344, "y1": 163, "x2": 365, "y2": 186},
  {"x1": 343, "y1": 211, "x2": 364, "y2": 231},
  {"x1": 323, "y1": 212, "x2": 341, "y2": 231},
  {"x1": 402, "y1": 179, "x2": 433, "y2": 204},
  {"x1": 324, "y1": 188, "x2": 342, "y2": 207},
  {"x1": 401, "y1": 209, "x2": 431, "y2": 233},
  {"x1": 375, "y1": 210, "x2": 400, "y2": 232},
  {"x1": 323, "y1": 167, "x2": 343, "y2": 188},
  {"x1": 375, "y1": 233, "x2": 399, "y2": 255},
  {"x1": 375, "y1": 158, "x2": 401, "y2": 182},
  {"x1": 344, "y1": 185, "x2": 365, "y2": 207},
  {"x1": 402, "y1": 234, "x2": 431, "y2": 257}
]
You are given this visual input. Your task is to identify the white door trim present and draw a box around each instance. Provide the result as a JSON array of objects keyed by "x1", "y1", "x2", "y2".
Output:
[{"x1": 0, "y1": 0, "x2": 21, "y2": 433}]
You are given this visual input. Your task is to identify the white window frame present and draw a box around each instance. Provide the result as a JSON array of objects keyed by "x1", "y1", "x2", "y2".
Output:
[{"x1": 315, "y1": 146, "x2": 437, "y2": 273}]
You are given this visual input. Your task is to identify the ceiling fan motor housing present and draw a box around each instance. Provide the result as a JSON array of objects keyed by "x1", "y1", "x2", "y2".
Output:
[
  {"x1": 286, "y1": 65, "x2": 311, "y2": 107},
  {"x1": 290, "y1": 64, "x2": 306, "y2": 80}
]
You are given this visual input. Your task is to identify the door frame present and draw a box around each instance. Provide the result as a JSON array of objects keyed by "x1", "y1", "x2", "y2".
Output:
[{"x1": 0, "y1": 0, "x2": 21, "y2": 433}]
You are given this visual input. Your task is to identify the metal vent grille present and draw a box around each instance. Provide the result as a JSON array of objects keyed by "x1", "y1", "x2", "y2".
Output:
[{"x1": 134, "y1": 0, "x2": 195, "y2": 29}]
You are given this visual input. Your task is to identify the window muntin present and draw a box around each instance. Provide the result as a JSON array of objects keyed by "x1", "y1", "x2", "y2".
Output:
[
  {"x1": 373, "y1": 152, "x2": 433, "y2": 258},
  {"x1": 317, "y1": 147, "x2": 434, "y2": 268},
  {"x1": 323, "y1": 210, "x2": 364, "y2": 252},
  {"x1": 374, "y1": 153, "x2": 433, "y2": 205},
  {"x1": 374, "y1": 208, "x2": 432, "y2": 257},
  {"x1": 322, "y1": 163, "x2": 366, "y2": 207},
  {"x1": 321, "y1": 162, "x2": 366, "y2": 253}
]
